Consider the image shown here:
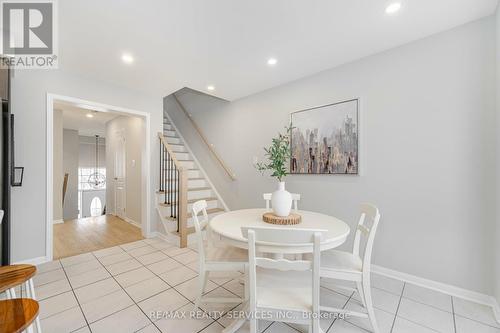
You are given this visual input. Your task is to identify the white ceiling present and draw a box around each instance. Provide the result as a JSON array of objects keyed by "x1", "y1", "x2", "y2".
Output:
[
  {"x1": 57, "y1": 101, "x2": 119, "y2": 137},
  {"x1": 59, "y1": 0, "x2": 498, "y2": 101}
]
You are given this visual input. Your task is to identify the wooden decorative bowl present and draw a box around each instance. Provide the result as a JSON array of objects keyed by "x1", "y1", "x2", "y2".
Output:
[{"x1": 262, "y1": 212, "x2": 302, "y2": 225}]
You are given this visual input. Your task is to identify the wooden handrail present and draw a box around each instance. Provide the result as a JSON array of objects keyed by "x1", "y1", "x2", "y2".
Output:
[
  {"x1": 172, "y1": 93, "x2": 236, "y2": 181},
  {"x1": 158, "y1": 132, "x2": 183, "y2": 169}
]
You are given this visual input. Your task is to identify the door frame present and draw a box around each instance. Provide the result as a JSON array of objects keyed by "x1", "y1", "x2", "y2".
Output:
[{"x1": 46, "y1": 93, "x2": 151, "y2": 261}]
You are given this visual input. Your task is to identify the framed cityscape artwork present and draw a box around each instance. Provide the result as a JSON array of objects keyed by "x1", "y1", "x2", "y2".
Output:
[{"x1": 290, "y1": 99, "x2": 359, "y2": 174}]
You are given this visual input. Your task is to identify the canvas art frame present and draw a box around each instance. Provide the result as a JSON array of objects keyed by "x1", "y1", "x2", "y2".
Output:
[{"x1": 290, "y1": 98, "x2": 359, "y2": 175}]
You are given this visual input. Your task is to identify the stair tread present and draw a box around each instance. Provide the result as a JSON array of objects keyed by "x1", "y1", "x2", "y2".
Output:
[
  {"x1": 163, "y1": 177, "x2": 204, "y2": 182},
  {"x1": 163, "y1": 208, "x2": 223, "y2": 220},
  {"x1": 158, "y1": 196, "x2": 218, "y2": 206},
  {"x1": 157, "y1": 186, "x2": 211, "y2": 194},
  {"x1": 162, "y1": 168, "x2": 198, "y2": 171}
]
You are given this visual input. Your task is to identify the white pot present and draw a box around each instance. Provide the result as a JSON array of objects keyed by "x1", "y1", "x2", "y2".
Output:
[{"x1": 271, "y1": 182, "x2": 292, "y2": 217}]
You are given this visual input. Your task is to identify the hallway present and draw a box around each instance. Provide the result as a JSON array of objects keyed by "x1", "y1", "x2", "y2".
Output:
[{"x1": 53, "y1": 215, "x2": 143, "y2": 259}]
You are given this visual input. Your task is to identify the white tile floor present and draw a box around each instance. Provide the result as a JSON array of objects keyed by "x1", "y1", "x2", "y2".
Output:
[{"x1": 4, "y1": 237, "x2": 500, "y2": 333}]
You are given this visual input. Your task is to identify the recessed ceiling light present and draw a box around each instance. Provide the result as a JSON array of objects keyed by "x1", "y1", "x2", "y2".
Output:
[
  {"x1": 267, "y1": 58, "x2": 278, "y2": 66},
  {"x1": 385, "y1": 2, "x2": 401, "y2": 15},
  {"x1": 207, "y1": 85, "x2": 215, "y2": 91},
  {"x1": 121, "y1": 53, "x2": 134, "y2": 64},
  {"x1": 86, "y1": 113, "x2": 94, "y2": 118}
]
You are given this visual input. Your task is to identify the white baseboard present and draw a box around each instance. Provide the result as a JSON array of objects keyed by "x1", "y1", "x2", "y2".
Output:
[
  {"x1": 372, "y1": 264, "x2": 500, "y2": 324},
  {"x1": 151, "y1": 231, "x2": 196, "y2": 247},
  {"x1": 122, "y1": 216, "x2": 142, "y2": 229},
  {"x1": 492, "y1": 298, "x2": 500, "y2": 324},
  {"x1": 14, "y1": 256, "x2": 50, "y2": 265},
  {"x1": 53, "y1": 219, "x2": 64, "y2": 224}
]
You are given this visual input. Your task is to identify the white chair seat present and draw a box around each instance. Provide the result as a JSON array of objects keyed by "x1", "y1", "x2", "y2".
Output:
[
  {"x1": 321, "y1": 250, "x2": 362, "y2": 274},
  {"x1": 206, "y1": 243, "x2": 248, "y2": 262},
  {"x1": 256, "y1": 268, "x2": 312, "y2": 312}
]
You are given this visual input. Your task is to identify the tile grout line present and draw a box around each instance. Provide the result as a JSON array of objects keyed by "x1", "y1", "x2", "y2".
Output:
[
  {"x1": 130, "y1": 246, "x2": 247, "y2": 329},
  {"x1": 399, "y1": 294, "x2": 454, "y2": 314},
  {"x1": 453, "y1": 312, "x2": 500, "y2": 330},
  {"x1": 390, "y1": 282, "x2": 406, "y2": 333},
  {"x1": 90, "y1": 251, "x2": 163, "y2": 333},
  {"x1": 327, "y1": 290, "x2": 356, "y2": 333},
  {"x1": 451, "y1": 296, "x2": 457, "y2": 333},
  {"x1": 59, "y1": 258, "x2": 94, "y2": 333},
  {"x1": 93, "y1": 245, "x2": 219, "y2": 332}
]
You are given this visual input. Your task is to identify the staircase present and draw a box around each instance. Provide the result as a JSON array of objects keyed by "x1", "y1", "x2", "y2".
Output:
[{"x1": 156, "y1": 112, "x2": 227, "y2": 247}]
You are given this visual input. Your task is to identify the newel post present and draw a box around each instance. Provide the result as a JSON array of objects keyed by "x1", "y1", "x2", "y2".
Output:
[{"x1": 178, "y1": 166, "x2": 188, "y2": 248}]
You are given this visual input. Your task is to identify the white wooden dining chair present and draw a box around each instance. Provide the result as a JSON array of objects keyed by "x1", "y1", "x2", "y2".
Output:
[
  {"x1": 242, "y1": 226, "x2": 325, "y2": 333},
  {"x1": 192, "y1": 200, "x2": 248, "y2": 311},
  {"x1": 263, "y1": 193, "x2": 301, "y2": 211},
  {"x1": 319, "y1": 203, "x2": 381, "y2": 333}
]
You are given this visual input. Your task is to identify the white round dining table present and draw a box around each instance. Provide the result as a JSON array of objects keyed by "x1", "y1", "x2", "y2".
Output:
[{"x1": 209, "y1": 208, "x2": 351, "y2": 254}]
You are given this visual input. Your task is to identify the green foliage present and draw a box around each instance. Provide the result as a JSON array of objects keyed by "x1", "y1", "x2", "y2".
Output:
[{"x1": 255, "y1": 126, "x2": 293, "y2": 182}]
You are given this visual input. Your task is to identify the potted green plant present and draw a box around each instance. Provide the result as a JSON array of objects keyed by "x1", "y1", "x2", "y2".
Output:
[{"x1": 255, "y1": 126, "x2": 293, "y2": 217}]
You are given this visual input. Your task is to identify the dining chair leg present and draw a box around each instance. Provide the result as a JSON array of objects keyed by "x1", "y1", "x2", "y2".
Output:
[
  {"x1": 194, "y1": 270, "x2": 208, "y2": 311},
  {"x1": 356, "y1": 281, "x2": 366, "y2": 307},
  {"x1": 243, "y1": 265, "x2": 249, "y2": 301},
  {"x1": 362, "y1": 279, "x2": 379, "y2": 333},
  {"x1": 26, "y1": 279, "x2": 42, "y2": 333},
  {"x1": 311, "y1": 317, "x2": 320, "y2": 333},
  {"x1": 249, "y1": 317, "x2": 257, "y2": 333}
]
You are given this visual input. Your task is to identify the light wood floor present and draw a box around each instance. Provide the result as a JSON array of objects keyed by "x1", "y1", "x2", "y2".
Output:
[{"x1": 53, "y1": 214, "x2": 144, "y2": 260}]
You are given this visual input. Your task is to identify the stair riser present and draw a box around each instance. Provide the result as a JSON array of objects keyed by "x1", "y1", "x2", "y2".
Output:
[
  {"x1": 156, "y1": 188, "x2": 213, "y2": 202},
  {"x1": 160, "y1": 178, "x2": 207, "y2": 189},
  {"x1": 173, "y1": 152, "x2": 190, "y2": 160},
  {"x1": 188, "y1": 189, "x2": 212, "y2": 200},
  {"x1": 164, "y1": 130, "x2": 176, "y2": 137},
  {"x1": 179, "y1": 160, "x2": 196, "y2": 169},
  {"x1": 164, "y1": 124, "x2": 174, "y2": 131},
  {"x1": 162, "y1": 169, "x2": 201, "y2": 178},
  {"x1": 170, "y1": 145, "x2": 186, "y2": 153},
  {"x1": 166, "y1": 137, "x2": 182, "y2": 144},
  {"x1": 157, "y1": 199, "x2": 219, "y2": 214}
]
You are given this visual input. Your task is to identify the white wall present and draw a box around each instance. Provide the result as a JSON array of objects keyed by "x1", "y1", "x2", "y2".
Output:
[
  {"x1": 106, "y1": 116, "x2": 144, "y2": 225},
  {"x1": 167, "y1": 17, "x2": 496, "y2": 295},
  {"x1": 52, "y1": 110, "x2": 63, "y2": 222},
  {"x1": 79, "y1": 136, "x2": 105, "y2": 168},
  {"x1": 495, "y1": 3, "x2": 500, "y2": 308},
  {"x1": 62, "y1": 129, "x2": 79, "y2": 220},
  {"x1": 10, "y1": 69, "x2": 162, "y2": 262}
]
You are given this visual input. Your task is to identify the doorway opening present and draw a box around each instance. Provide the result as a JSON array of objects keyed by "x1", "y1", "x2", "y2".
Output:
[{"x1": 47, "y1": 94, "x2": 151, "y2": 260}]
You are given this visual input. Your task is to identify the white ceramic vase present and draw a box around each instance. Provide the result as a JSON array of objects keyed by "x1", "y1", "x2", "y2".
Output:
[{"x1": 271, "y1": 181, "x2": 292, "y2": 217}]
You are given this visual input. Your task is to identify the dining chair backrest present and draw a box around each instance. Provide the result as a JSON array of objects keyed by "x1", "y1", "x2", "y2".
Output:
[
  {"x1": 352, "y1": 203, "x2": 381, "y2": 275},
  {"x1": 243, "y1": 226, "x2": 324, "y2": 320},
  {"x1": 263, "y1": 193, "x2": 301, "y2": 211},
  {"x1": 192, "y1": 200, "x2": 209, "y2": 265}
]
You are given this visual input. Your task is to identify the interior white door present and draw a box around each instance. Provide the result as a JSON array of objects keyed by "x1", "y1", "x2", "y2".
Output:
[{"x1": 114, "y1": 130, "x2": 126, "y2": 219}]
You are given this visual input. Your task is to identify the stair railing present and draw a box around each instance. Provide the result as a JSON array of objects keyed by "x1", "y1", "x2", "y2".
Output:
[
  {"x1": 172, "y1": 93, "x2": 236, "y2": 181},
  {"x1": 158, "y1": 132, "x2": 188, "y2": 247}
]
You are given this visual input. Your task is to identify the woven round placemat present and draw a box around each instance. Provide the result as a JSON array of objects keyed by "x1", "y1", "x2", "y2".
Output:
[{"x1": 262, "y1": 212, "x2": 302, "y2": 225}]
